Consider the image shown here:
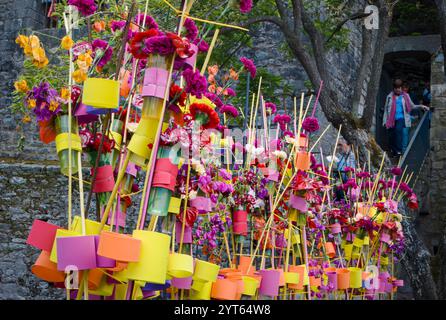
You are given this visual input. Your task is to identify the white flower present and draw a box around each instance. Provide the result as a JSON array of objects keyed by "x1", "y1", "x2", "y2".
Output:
[{"x1": 273, "y1": 150, "x2": 287, "y2": 159}]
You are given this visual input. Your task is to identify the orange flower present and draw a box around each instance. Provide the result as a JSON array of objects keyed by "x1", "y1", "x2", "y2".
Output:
[
  {"x1": 60, "y1": 87, "x2": 70, "y2": 101},
  {"x1": 73, "y1": 69, "x2": 87, "y2": 83},
  {"x1": 32, "y1": 47, "x2": 49, "y2": 68},
  {"x1": 207, "y1": 74, "x2": 215, "y2": 84},
  {"x1": 208, "y1": 84, "x2": 216, "y2": 93},
  {"x1": 77, "y1": 52, "x2": 93, "y2": 72},
  {"x1": 22, "y1": 115, "x2": 31, "y2": 123},
  {"x1": 207, "y1": 65, "x2": 219, "y2": 76},
  {"x1": 229, "y1": 68, "x2": 239, "y2": 81},
  {"x1": 61, "y1": 35, "x2": 74, "y2": 50},
  {"x1": 14, "y1": 80, "x2": 29, "y2": 93},
  {"x1": 15, "y1": 35, "x2": 29, "y2": 49},
  {"x1": 27, "y1": 99, "x2": 36, "y2": 109},
  {"x1": 93, "y1": 21, "x2": 106, "y2": 32}
]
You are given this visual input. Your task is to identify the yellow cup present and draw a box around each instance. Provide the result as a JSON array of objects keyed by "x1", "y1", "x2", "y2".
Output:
[
  {"x1": 381, "y1": 255, "x2": 389, "y2": 265},
  {"x1": 168, "y1": 253, "x2": 194, "y2": 278},
  {"x1": 284, "y1": 272, "x2": 300, "y2": 285},
  {"x1": 242, "y1": 276, "x2": 259, "y2": 296},
  {"x1": 344, "y1": 244, "x2": 353, "y2": 261},
  {"x1": 71, "y1": 216, "x2": 111, "y2": 235},
  {"x1": 126, "y1": 230, "x2": 171, "y2": 284},
  {"x1": 82, "y1": 78, "x2": 120, "y2": 109},
  {"x1": 348, "y1": 267, "x2": 362, "y2": 288},
  {"x1": 193, "y1": 259, "x2": 220, "y2": 283},
  {"x1": 288, "y1": 209, "x2": 298, "y2": 222},
  {"x1": 89, "y1": 274, "x2": 114, "y2": 297},
  {"x1": 168, "y1": 197, "x2": 182, "y2": 214},
  {"x1": 50, "y1": 229, "x2": 81, "y2": 263},
  {"x1": 190, "y1": 281, "x2": 212, "y2": 300}
]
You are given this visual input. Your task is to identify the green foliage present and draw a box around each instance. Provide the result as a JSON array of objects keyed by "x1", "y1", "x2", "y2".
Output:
[{"x1": 390, "y1": 0, "x2": 439, "y2": 36}]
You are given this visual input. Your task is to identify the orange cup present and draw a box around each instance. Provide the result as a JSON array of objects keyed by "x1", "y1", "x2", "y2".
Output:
[
  {"x1": 31, "y1": 250, "x2": 65, "y2": 283},
  {"x1": 325, "y1": 242, "x2": 336, "y2": 258},
  {"x1": 288, "y1": 265, "x2": 305, "y2": 290},
  {"x1": 211, "y1": 278, "x2": 238, "y2": 300},
  {"x1": 336, "y1": 268, "x2": 350, "y2": 290},
  {"x1": 97, "y1": 231, "x2": 141, "y2": 262},
  {"x1": 237, "y1": 255, "x2": 253, "y2": 274},
  {"x1": 295, "y1": 151, "x2": 311, "y2": 171},
  {"x1": 105, "y1": 261, "x2": 128, "y2": 272},
  {"x1": 309, "y1": 276, "x2": 321, "y2": 288}
]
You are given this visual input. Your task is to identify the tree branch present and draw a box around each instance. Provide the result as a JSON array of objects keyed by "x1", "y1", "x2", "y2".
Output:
[{"x1": 325, "y1": 11, "x2": 372, "y2": 45}]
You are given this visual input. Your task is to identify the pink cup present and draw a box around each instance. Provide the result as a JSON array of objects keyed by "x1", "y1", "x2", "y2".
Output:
[
  {"x1": 190, "y1": 196, "x2": 212, "y2": 213},
  {"x1": 289, "y1": 194, "x2": 308, "y2": 211},
  {"x1": 330, "y1": 223, "x2": 341, "y2": 234},
  {"x1": 94, "y1": 236, "x2": 116, "y2": 268},
  {"x1": 258, "y1": 270, "x2": 280, "y2": 297},
  {"x1": 56, "y1": 235, "x2": 97, "y2": 271},
  {"x1": 175, "y1": 221, "x2": 192, "y2": 244},
  {"x1": 171, "y1": 276, "x2": 192, "y2": 289},
  {"x1": 233, "y1": 222, "x2": 248, "y2": 235},
  {"x1": 326, "y1": 271, "x2": 338, "y2": 290},
  {"x1": 74, "y1": 103, "x2": 99, "y2": 124},
  {"x1": 27, "y1": 219, "x2": 61, "y2": 252},
  {"x1": 233, "y1": 210, "x2": 247, "y2": 222}
]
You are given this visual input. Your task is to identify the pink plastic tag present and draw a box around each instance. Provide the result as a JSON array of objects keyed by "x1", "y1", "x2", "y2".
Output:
[
  {"x1": 142, "y1": 67, "x2": 169, "y2": 99},
  {"x1": 289, "y1": 194, "x2": 308, "y2": 212},
  {"x1": 152, "y1": 158, "x2": 179, "y2": 191}
]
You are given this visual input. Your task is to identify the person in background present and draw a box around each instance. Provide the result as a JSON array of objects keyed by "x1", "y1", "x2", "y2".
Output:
[
  {"x1": 383, "y1": 79, "x2": 429, "y2": 157},
  {"x1": 332, "y1": 138, "x2": 356, "y2": 201},
  {"x1": 335, "y1": 138, "x2": 356, "y2": 182},
  {"x1": 423, "y1": 80, "x2": 432, "y2": 107}
]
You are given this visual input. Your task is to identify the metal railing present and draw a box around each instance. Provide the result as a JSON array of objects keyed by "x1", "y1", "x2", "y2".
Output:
[{"x1": 400, "y1": 111, "x2": 431, "y2": 180}]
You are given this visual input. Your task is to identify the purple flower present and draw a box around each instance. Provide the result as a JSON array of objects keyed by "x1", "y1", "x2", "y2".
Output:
[
  {"x1": 220, "y1": 104, "x2": 239, "y2": 118},
  {"x1": 183, "y1": 18, "x2": 198, "y2": 42},
  {"x1": 204, "y1": 92, "x2": 223, "y2": 108},
  {"x1": 302, "y1": 116, "x2": 320, "y2": 133},
  {"x1": 265, "y1": 102, "x2": 277, "y2": 115},
  {"x1": 240, "y1": 57, "x2": 256, "y2": 78},
  {"x1": 135, "y1": 13, "x2": 158, "y2": 30},
  {"x1": 239, "y1": 0, "x2": 253, "y2": 14},
  {"x1": 29, "y1": 82, "x2": 60, "y2": 122},
  {"x1": 219, "y1": 169, "x2": 232, "y2": 180},
  {"x1": 193, "y1": 38, "x2": 209, "y2": 52},
  {"x1": 92, "y1": 39, "x2": 113, "y2": 68},
  {"x1": 68, "y1": 0, "x2": 97, "y2": 16},
  {"x1": 110, "y1": 20, "x2": 126, "y2": 32},
  {"x1": 144, "y1": 35, "x2": 175, "y2": 56},
  {"x1": 226, "y1": 88, "x2": 236, "y2": 97},
  {"x1": 183, "y1": 69, "x2": 207, "y2": 98},
  {"x1": 391, "y1": 166, "x2": 403, "y2": 176}
]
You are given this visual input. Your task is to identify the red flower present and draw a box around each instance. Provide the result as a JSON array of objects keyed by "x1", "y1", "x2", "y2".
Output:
[
  {"x1": 408, "y1": 193, "x2": 419, "y2": 210},
  {"x1": 189, "y1": 103, "x2": 220, "y2": 129},
  {"x1": 166, "y1": 32, "x2": 195, "y2": 59},
  {"x1": 129, "y1": 29, "x2": 158, "y2": 59},
  {"x1": 169, "y1": 84, "x2": 187, "y2": 107},
  {"x1": 177, "y1": 207, "x2": 198, "y2": 228}
]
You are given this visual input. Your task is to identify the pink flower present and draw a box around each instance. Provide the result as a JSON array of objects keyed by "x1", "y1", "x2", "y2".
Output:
[
  {"x1": 265, "y1": 102, "x2": 277, "y2": 115},
  {"x1": 240, "y1": 56, "x2": 256, "y2": 78},
  {"x1": 193, "y1": 38, "x2": 209, "y2": 52},
  {"x1": 92, "y1": 39, "x2": 113, "y2": 68},
  {"x1": 183, "y1": 18, "x2": 198, "y2": 42},
  {"x1": 273, "y1": 114, "x2": 291, "y2": 130},
  {"x1": 68, "y1": 0, "x2": 97, "y2": 16},
  {"x1": 239, "y1": 0, "x2": 253, "y2": 14},
  {"x1": 302, "y1": 117, "x2": 320, "y2": 133},
  {"x1": 220, "y1": 104, "x2": 239, "y2": 118},
  {"x1": 226, "y1": 88, "x2": 236, "y2": 97},
  {"x1": 391, "y1": 167, "x2": 403, "y2": 176},
  {"x1": 135, "y1": 13, "x2": 158, "y2": 30}
]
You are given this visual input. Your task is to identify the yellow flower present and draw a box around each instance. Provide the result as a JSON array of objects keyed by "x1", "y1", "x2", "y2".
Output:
[
  {"x1": 77, "y1": 53, "x2": 93, "y2": 72},
  {"x1": 61, "y1": 35, "x2": 74, "y2": 50},
  {"x1": 24, "y1": 35, "x2": 41, "y2": 57},
  {"x1": 27, "y1": 99, "x2": 36, "y2": 109},
  {"x1": 49, "y1": 100, "x2": 59, "y2": 112},
  {"x1": 73, "y1": 69, "x2": 87, "y2": 83},
  {"x1": 31, "y1": 46, "x2": 49, "y2": 68},
  {"x1": 60, "y1": 87, "x2": 70, "y2": 101},
  {"x1": 22, "y1": 115, "x2": 31, "y2": 123},
  {"x1": 15, "y1": 35, "x2": 29, "y2": 48},
  {"x1": 14, "y1": 80, "x2": 29, "y2": 93}
]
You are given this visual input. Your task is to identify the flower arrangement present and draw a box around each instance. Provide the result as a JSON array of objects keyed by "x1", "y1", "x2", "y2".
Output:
[{"x1": 14, "y1": 1, "x2": 414, "y2": 301}]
